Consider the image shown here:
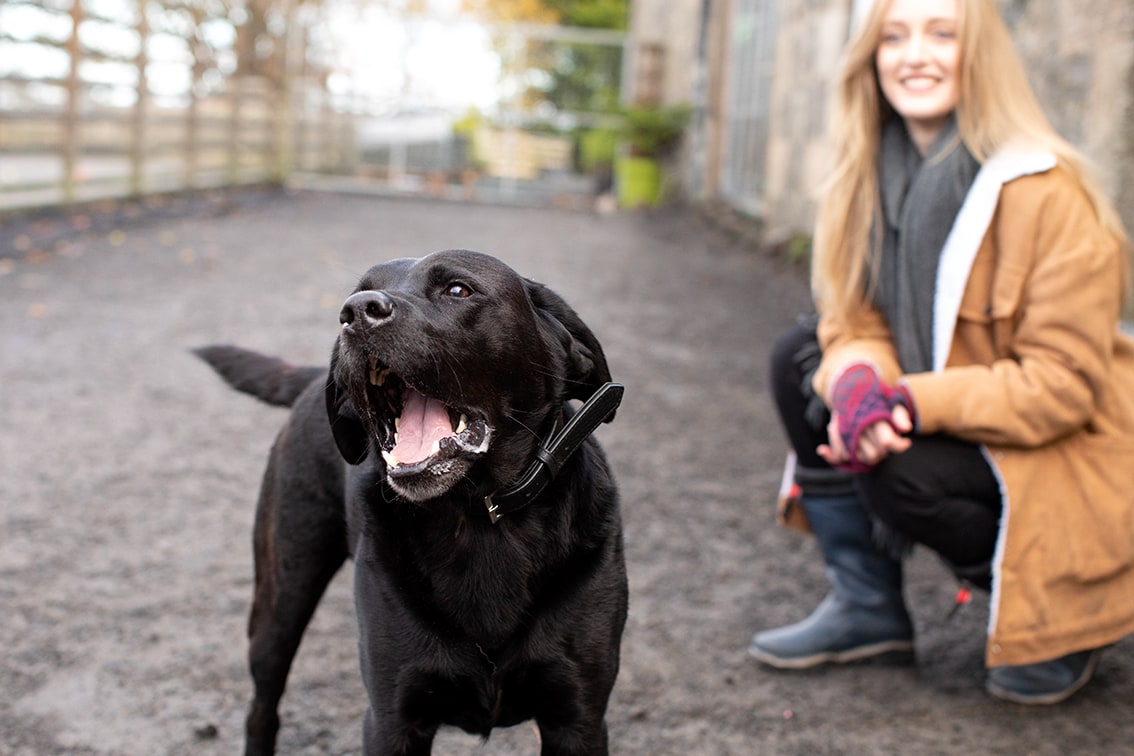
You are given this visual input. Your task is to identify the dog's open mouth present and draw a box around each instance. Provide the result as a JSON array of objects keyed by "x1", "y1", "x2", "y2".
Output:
[{"x1": 366, "y1": 356, "x2": 491, "y2": 491}]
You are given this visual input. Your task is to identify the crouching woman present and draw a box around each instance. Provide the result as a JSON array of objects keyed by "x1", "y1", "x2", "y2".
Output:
[{"x1": 750, "y1": 0, "x2": 1134, "y2": 704}]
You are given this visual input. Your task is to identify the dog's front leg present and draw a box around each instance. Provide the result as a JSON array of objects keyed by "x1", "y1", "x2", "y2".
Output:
[
  {"x1": 531, "y1": 656, "x2": 617, "y2": 756},
  {"x1": 361, "y1": 705, "x2": 437, "y2": 756},
  {"x1": 536, "y1": 719, "x2": 610, "y2": 756}
]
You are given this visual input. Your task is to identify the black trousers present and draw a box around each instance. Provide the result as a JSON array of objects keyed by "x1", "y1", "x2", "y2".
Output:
[{"x1": 769, "y1": 320, "x2": 1002, "y2": 571}]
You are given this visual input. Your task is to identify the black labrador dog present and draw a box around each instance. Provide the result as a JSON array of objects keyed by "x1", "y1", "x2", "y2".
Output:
[{"x1": 196, "y1": 249, "x2": 627, "y2": 755}]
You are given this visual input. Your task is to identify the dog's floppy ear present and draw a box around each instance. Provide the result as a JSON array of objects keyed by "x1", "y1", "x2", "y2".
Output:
[
  {"x1": 526, "y1": 279, "x2": 615, "y2": 418},
  {"x1": 324, "y1": 342, "x2": 370, "y2": 464}
]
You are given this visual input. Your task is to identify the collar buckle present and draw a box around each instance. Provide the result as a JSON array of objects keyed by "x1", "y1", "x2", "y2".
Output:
[{"x1": 483, "y1": 382, "x2": 624, "y2": 524}]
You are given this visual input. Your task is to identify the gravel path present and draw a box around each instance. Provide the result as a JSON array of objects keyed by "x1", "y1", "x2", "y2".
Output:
[{"x1": 1, "y1": 190, "x2": 1130, "y2": 754}]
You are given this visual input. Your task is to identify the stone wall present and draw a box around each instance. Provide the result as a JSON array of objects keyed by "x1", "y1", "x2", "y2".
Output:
[
  {"x1": 1002, "y1": 0, "x2": 1134, "y2": 231},
  {"x1": 629, "y1": 0, "x2": 704, "y2": 106},
  {"x1": 760, "y1": 1, "x2": 850, "y2": 239},
  {"x1": 695, "y1": 0, "x2": 1134, "y2": 238},
  {"x1": 648, "y1": 0, "x2": 1134, "y2": 239}
]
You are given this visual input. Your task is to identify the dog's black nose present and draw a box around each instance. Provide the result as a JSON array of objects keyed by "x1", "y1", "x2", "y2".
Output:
[{"x1": 340, "y1": 290, "x2": 395, "y2": 328}]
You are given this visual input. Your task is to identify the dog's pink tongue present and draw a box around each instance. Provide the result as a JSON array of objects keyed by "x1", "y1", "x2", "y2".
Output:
[{"x1": 391, "y1": 390, "x2": 452, "y2": 464}]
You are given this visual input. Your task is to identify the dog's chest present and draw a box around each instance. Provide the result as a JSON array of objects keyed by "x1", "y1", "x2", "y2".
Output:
[
  {"x1": 352, "y1": 528, "x2": 568, "y2": 734},
  {"x1": 360, "y1": 515, "x2": 538, "y2": 636}
]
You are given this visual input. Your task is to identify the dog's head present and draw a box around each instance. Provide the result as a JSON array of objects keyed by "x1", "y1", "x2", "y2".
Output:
[{"x1": 326, "y1": 249, "x2": 612, "y2": 502}]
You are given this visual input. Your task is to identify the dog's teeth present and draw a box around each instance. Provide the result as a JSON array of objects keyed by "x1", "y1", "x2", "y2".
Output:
[
  {"x1": 394, "y1": 417, "x2": 400, "y2": 433},
  {"x1": 430, "y1": 440, "x2": 441, "y2": 456},
  {"x1": 455, "y1": 414, "x2": 468, "y2": 434},
  {"x1": 381, "y1": 450, "x2": 399, "y2": 467},
  {"x1": 368, "y1": 367, "x2": 391, "y2": 387}
]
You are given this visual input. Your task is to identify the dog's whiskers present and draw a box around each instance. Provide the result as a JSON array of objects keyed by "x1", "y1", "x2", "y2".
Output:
[
  {"x1": 524, "y1": 358, "x2": 596, "y2": 389},
  {"x1": 415, "y1": 343, "x2": 467, "y2": 407},
  {"x1": 503, "y1": 411, "x2": 542, "y2": 441},
  {"x1": 413, "y1": 337, "x2": 469, "y2": 404},
  {"x1": 433, "y1": 343, "x2": 467, "y2": 400}
]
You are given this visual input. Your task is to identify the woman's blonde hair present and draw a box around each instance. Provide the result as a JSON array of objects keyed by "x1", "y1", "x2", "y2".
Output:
[{"x1": 812, "y1": 0, "x2": 1129, "y2": 324}]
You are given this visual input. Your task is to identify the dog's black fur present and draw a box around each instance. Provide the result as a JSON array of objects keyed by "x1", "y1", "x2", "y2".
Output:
[{"x1": 196, "y1": 250, "x2": 627, "y2": 755}]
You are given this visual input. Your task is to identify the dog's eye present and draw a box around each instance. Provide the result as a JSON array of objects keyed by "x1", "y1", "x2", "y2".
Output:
[{"x1": 445, "y1": 283, "x2": 473, "y2": 299}]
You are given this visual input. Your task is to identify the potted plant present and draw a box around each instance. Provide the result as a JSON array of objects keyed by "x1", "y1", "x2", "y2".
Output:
[
  {"x1": 615, "y1": 104, "x2": 691, "y2": 209},
  {"x1": 578, "y1": 126, "x2": 619, "y2": 197}
]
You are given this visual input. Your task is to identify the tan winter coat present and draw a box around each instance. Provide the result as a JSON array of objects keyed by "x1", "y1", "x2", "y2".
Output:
[{"x1": 813, "y1": 148, "x2": 1134, "y2": 667}]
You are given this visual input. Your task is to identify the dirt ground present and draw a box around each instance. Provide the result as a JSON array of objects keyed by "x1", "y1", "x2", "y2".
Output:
[{"x1": 1, "y1": 190, "x2": 1131, "y2": 755}]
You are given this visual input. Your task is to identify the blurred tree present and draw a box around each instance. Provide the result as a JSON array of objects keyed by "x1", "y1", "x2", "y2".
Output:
[
  {"x1": 536, "y1": 0, "x2": 627, "y2": 118},
  {"x1": 460, "y1": 0, "x2": 625, "y2": 29},
  {"x1": 545, "y1": 0, "x2": 626, "y2": 30},
  {"x1": 235, "y1": 0, "x2": 278, "y2": 78},
  {"x1": 229, "y1": 0, "x2": 329, "y2": 82},
  {"x1": 460, "y1": 0, "x2": 559, "y2": 24},
  {"x1": 461, "y1": 0, "x2": 628, "y2": 118}
]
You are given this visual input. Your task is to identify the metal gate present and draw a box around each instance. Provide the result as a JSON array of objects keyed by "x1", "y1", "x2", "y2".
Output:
[{"x1": 719, "y1": 0, "x2": 778, "y2": 218}]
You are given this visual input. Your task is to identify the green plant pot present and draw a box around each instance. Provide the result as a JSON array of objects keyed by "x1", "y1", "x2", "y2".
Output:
[{"x1": 616, "y1": 156, "x2": 662, "y2": 209}]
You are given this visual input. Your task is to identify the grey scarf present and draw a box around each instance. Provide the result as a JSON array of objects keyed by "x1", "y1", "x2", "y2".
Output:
[{"x1": 872, "y1": 116, "x2": 981, "y2": 374}]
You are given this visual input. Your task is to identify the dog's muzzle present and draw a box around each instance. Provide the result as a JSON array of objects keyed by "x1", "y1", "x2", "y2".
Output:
[{"x1": 337, "y1": 290, "x2": 494, "y2": 502}]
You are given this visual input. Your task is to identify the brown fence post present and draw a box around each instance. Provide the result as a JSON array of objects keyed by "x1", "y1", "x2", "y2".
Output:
[
  {"x1": 227, "y1": 79, "x2": 242, "y2": 185},
  {"x1": 130, "y1": 0, "x2": 150, "y2": 197},
  {"x1": 274, "y1": 0, "x2": 300, "y2": 184},
  {"x1": 63, "y1": 0, "x2": 84, "y2": 204},
  {"x1": 186, "y1": 5, "x2": 207, "y2": 189}
]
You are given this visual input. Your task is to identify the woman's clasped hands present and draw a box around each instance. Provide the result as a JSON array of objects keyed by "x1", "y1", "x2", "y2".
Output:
[{"x1": 818, "y1": 362, "x2": 915, "y2": 471}]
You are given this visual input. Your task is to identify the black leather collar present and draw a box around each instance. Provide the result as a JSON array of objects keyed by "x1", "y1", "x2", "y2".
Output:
[{"x1": 484, "y1": 382, "x2": 624, "y2": 524}]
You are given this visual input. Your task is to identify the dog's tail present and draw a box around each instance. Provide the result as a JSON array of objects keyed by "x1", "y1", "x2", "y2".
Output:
[{"x1": 194, "y1": 344, "x2": 324, "y2": 408}]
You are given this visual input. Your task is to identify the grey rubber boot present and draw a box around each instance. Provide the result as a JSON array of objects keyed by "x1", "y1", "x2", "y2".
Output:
[
  {"x1": 749, "y1": 468, "x2": 914, "y2": 669},
  {"x1": 986, "y1": 648, "x2": 1103, "y2": 705}
]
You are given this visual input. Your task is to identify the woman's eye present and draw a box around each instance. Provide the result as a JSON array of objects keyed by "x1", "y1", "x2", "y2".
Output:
[
  {"x1": 879, "y1": 30, "x2": 904, "y2": 44},
  {"x1": 445, "y1": 283, "x2": 473, "y2": 299}
]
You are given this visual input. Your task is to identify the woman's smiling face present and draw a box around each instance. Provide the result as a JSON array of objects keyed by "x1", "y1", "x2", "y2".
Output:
[{"x1": 875, "y1": 0, "x2": 961, "y2": 153}]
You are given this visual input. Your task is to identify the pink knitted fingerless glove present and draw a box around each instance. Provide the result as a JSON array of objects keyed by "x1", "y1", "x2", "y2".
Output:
[{"x1": 829, "y1": 362, "x2": 914, "y2": 472}]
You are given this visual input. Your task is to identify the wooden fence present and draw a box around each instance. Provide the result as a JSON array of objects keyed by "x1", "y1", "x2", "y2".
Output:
[{"x1": 0, "y1": 0, "x2": 353, "y2": 212}]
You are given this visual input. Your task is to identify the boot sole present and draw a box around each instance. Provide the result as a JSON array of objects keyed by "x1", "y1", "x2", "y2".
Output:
[
  {"x1": 748, "y1": 638, "x2": 915, "y2": 670},
  {"x1": 985, "y1": 649, "x2": 1101, "y2": 705}
]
